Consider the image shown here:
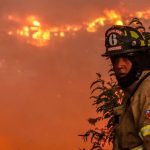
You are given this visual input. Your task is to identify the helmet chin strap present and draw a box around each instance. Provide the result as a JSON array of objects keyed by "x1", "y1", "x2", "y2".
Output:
[{"x1": 115, "y1": 57, "x2": 143, "y2": 89}]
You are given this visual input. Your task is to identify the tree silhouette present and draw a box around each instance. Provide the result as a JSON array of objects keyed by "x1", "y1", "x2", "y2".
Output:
[{"x1": 79, "y1": 72, "x2": 124, "y2": 150}]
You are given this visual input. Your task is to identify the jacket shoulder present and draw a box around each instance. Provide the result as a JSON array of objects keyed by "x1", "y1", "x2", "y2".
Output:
[{"x1": 138, "y1": 73, "x2": 150, "y2": 93}]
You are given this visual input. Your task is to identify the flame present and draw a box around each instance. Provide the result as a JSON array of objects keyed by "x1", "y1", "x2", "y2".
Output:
[
  {"x1": 33, "y1": 20, "x2": 41, "y2": 27},
  {"x1": 60, "y1": 32, "x2": 65, "y2": 37},
  {"x1": 8, "y1": 16, "x2": 82, "y2": 47},
  {"x1": 26, "y1": 16, "x2": 41, "y2": 26},
  {"x1": 135, "y1": 10, "x2": 150, "y2": 19},
  {"x1": 13, "y1": 16, "x2": 51, "y2": 47},
  {"x1": 7, "y1": 9, "x2": 150, "y2": 47},
  {"x1": 86, "y1": 10, "x2": 123, "y2": 32},
  {"x1": 86, "y1": 17, "x2": 106, "y2": 32},
  {"x1": 115, "y1": 20, "x2": 124, "y2": 25}
]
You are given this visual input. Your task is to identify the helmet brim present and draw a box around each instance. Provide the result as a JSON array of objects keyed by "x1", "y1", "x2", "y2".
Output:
[{"x1": 102, "y1": 47, "x2": 150, "y2": 57}]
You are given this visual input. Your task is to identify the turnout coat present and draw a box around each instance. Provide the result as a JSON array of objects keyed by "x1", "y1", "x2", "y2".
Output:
[{"x1": 113, "y1": 71, "x2": 150, "y2": 150}]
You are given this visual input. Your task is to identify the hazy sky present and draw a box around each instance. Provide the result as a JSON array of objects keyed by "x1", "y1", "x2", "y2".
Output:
[{"x1": 0, "y1": 0, "x2": 149, "y2": 150}]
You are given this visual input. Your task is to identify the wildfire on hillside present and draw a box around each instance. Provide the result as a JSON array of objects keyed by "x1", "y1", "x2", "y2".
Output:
[{"x1": 7, "y1": 9, "x2": 150, "y2": 47}]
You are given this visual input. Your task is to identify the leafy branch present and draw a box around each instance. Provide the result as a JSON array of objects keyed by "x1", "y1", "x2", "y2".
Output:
[{"x1": 79, "y1": 73, "x2": 124, "y2": 150}]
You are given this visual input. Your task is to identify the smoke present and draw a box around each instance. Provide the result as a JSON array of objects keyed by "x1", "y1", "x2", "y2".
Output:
[{"x1": 0, "y1": 0, "x2": 149, "y2": 149}]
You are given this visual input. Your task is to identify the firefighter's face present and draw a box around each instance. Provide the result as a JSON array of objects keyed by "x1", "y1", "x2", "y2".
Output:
[{"x1": 112, "y1": 57, "x2": 132, "y2": 78}]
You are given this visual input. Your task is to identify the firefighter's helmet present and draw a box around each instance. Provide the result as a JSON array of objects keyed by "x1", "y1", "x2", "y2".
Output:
[{"x1": 102, "y1": 25, "x2": 149, "y2": 57}]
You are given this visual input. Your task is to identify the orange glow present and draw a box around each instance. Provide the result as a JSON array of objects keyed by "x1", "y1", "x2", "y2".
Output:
[
  {"x1": 115, "y1": 20, "x2": 124, "y2": 25},
  {"x1": 7, "y1": 15, "x2": 21, "y2": 23},
  {"x1": 73, "y1": 26, "x2": 81, "y2": 31},
  {"x1": 86, "y1": 10, "x2": 123, "y2": 32},
  {"x1": 7, "y1": 9, "x2": 150, "y2": 47},
  {"x1": 104, "y1": 10, "x2": 121, "y2": 20},
  {"x1": 86, "y1": 17, "x2": 106, "y2": 32},
  {"x1": 135, "y1": 10, "x2": 150, "y2": 19},
  {"x1": 10, "y1": 16, "x2": 51, "y2": 47},
  {"x1": 60, "y1": 32, "x2": 65, "y2": 37},
  {"x1": 8, "y1": 31, "x2": 13, "y2": 35},
  {"x1": 8, "y1": 15, "x2": 82, "y2": 47},
  {"x1": 0, "y1": 136, "x2": 12, "y2": 150},
  {"x1": 33, "y1": 20, "x2": 41, "y2": 27},
  {"x1": 26, "y1": 16, "x2": 39, "y2": 25}
]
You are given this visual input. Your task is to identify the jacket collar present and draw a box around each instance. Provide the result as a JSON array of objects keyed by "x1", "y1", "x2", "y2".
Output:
[{"x1": 124, "y1": 70, "x2": 150, "y2": 95}]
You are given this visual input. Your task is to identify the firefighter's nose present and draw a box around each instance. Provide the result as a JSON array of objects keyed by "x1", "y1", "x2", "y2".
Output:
[{"x1": 114, "y1": 58, "x2": 125, "y2": 69}]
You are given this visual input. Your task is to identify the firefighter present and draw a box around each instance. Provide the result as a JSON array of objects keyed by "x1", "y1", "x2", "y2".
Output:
[{"x1": 102, "y1": 25, "x2": 150, "y2": 150}]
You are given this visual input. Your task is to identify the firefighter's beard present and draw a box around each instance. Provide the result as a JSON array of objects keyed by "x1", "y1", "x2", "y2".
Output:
[{"x1": 115, "y1": 62, "x2": 142, "y2": 89}]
